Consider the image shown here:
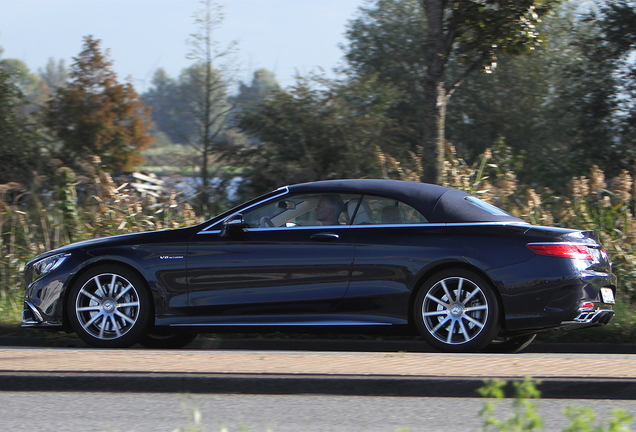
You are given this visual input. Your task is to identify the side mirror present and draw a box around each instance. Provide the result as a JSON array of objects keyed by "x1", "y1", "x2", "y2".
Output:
[{"x1": 220, "y1": 213, "x2": 247, "y2": 237}]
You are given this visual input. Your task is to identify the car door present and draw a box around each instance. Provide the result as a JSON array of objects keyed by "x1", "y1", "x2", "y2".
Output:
[
  {"x1": 186, "y1": 193, "x2": 360, "y2": 320},
  {"x1": 341, "y1": 195, "x2": 438, "y2": 320}
]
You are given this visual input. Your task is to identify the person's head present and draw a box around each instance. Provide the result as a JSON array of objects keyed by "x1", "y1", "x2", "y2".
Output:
[{"x1": 315, "y1": 194, "x2": 344, "y2": 225}]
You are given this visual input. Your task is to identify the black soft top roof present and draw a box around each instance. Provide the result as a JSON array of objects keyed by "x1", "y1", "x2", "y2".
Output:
[{"x1": 287, "y1": 179, "x2": 525, "y2": 223}]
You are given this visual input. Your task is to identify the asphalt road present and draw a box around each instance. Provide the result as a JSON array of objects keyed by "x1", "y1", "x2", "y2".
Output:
[{"x1": 2, "y1": 392, "x2": 636, "y2": 432}]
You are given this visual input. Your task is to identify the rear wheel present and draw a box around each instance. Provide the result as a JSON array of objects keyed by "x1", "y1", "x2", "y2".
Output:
[
  {"x1": 67, "y1": 265, "x2": 151, "y2": 348},
  {"x1": 414, "y1": 269, "x2": 500, "y2": 352}
]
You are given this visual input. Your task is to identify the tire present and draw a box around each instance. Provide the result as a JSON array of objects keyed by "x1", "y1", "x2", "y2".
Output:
[
  {"x1": 414, "y1": 269, "x2": 500, "y2": 353},
  {"x1": 481, "y1": 333, "x2": 537, "y2": 354},
  {"x1": 138, "y1": 331, "x2": 199, "y2": 349},
  {"x1": 67, "y1": 264, "x2": 151, "y2": 348}
]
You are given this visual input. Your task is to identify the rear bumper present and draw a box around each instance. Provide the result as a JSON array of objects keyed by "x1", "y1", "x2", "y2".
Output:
[{"x1": 557, "y1": 308, "x2": 615, "y2": 330}]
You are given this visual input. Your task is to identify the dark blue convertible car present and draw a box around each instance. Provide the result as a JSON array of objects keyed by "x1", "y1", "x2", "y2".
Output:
[{"x1": 23, "y1": 179, "x2": 616, "y2": 352}]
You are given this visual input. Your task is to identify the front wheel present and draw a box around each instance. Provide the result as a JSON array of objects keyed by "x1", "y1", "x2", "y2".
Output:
[
  {"x1": 414, "y1": 269, "x2": 500, "y2": 352},
  {"x1": 67, "y1": 265, "x2": 151, "y2": 348}
]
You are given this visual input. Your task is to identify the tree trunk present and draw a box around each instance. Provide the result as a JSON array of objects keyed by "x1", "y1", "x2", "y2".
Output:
[
  {"x1": 420, "y1": 0, "x2": 450, "y2": 185},
  {"x1": 422, "y1": 81, "x2": 447, "y2": 184}
]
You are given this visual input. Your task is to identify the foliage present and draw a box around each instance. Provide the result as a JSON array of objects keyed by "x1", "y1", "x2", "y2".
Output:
[
  {"x1": 342, "y1": 0, "x2": 565, "y2": 183},
  {"x1": 38, "y1": 57, "x2": 68, "y2": 90},
  {"x1": 44, "y1": 36, "x2": 153, "y2": 172},
  {"x1": 232, "y1": 68, "x2": 281, "y2": 115},
  {"x1": 234, "y1": 75, "x2": 397, "y2": 198},
  {"x1": 0, "y1": 65, "x2": 45, "y2": 184},
  {"x1": 0, "y1": 58, "x2": 47, "y2": 106},
  {"x1": 563, "y1": 406, "x2": 633, "y2": 432},
  {"x1": 182, "y1": 0, "x2": 238, "y2": 212},
  {"x1": 143, "y1": 68, "x2": 190, "y2": 144},
  {"x1": 142, "y1": 1, "x2": 239, "y2": 213},
  {"x1": 444, "y1": 6, "x2": 619, "y2": 189},
  {"x1": 419, "y1": 0, "x2": 563, "y2": 183},
  {"x1": 343, "y1": 0, "x2": 636, "y2": 191},
  {"x1": 478, "y1": 377, "x2": 543, "y2": 432},
  {"x1": 343, "y1": 0, "x2": 428, "y2": 162},
  {"x1": 600, "y1": 0, "x2": 636, "y2": 58},
  {"x1": 600, "y1": 0, "x2": 636, "y2": 173},
  {"x1": 0, "y1": 162, "x2": 200, "y2": 323},
  {"x1": 478, "y1": 378, "x2": 634, "y2": 432}
]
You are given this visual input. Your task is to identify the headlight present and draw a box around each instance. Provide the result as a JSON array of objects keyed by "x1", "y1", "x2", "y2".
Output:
[{"x1": 32, "y1": 253, "x2": 70, "y2": 279}]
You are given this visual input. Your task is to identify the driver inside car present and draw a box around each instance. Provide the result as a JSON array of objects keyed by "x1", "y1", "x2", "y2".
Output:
[{"x1": 315, "y1": 194, "x2": 344, "y2": 226}]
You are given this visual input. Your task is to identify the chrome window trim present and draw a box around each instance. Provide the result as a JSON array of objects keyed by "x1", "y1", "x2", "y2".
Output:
[
  {"x1": 197, "y1": 225, "x2": 352, "y2": 234},
  {"x1": 349, "y1": 223, "x2": 445, "y2": 229},
  {"x1": 350, "y1": 221, "x2": 529, "y2": 229},
  {"x1": 246, "y1": 225, "x2": 352, "y2": 232},
  {"x1": 443, "y1": 221, "x2": 530, "y2": 227},
  {"x1": 197, "y1": 220, "x2": 529, "y2": 234}
]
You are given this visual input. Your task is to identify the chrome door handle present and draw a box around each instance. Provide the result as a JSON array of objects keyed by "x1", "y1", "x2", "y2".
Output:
[{"x1": 310, "y1": 233, "x2": 339, "y2": 241}]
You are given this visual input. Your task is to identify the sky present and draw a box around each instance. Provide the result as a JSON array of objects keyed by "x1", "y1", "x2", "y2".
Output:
[{"x1": 0, "y1": 0, "x2": 367, "y2": 93}]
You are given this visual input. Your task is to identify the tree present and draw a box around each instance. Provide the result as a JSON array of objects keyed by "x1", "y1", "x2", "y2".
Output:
[
  {"x1": 39, "y1": 58, "x2": 68, "y2": 90},
  {"x1": 346, "y1": 0, "x2": 564, "y2": 184},
  {"x1": 0, "y1": 64, "x2": 43, "y2": 183},
  {"x1": 142, "y1": 68, "x2": 190, "y2": 144},
  {"x1": 345, "y1": 0, "x2": 588, "y2": 184},
  {"x1": 419, "y1": 0, "x2": 564, "y2": 184},
  {"x1": 183, "y1": 0, "x2": 236, "y2": 210},
  {"x1": 0, "y1": 55, "x2": 49, "y2": 113},
  {"x1": 233, "y1": 68, "x2": 281, "y2": 113},
  {"x1": 44, "y1": 36, "x2": 152, "y2": 172},
  {"x1": 600, "y1": 0, "x2": 636, "y2": 170},
  {"x1": 443, "y1": 5, "x2": 623, "y2": 188},
  {"x1": 344, "y1": 0, "x2": 428, "y2": 163},
  {"x1": 235, "y1": 75, "x2": 396, "y2": 197}
]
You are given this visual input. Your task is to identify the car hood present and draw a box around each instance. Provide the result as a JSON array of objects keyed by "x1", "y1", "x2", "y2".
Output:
[{"x1": 28, "y1": 228, "x2": 194, "y2": 265}]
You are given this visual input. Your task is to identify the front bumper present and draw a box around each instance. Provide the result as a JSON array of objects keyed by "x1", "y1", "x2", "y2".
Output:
[{"x1": 22, "y1": 301, "x2": 63, "y2": 329}]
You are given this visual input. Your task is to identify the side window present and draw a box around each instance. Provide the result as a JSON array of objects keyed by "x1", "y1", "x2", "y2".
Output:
[
  {"x1": 242, "y1": 193, "x2": 361, "y2": 228},
  {"x1": 351, "y1": 195, "x2": 427, "y2": 225}
]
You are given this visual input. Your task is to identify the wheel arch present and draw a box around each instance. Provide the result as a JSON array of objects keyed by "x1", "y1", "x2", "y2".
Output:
[
  {"x1": 61, "y1": 259, "x2": 156, "y2": 330},
  {"x1": 407, "y1": 261, "x2": 506, "y2": 330}
]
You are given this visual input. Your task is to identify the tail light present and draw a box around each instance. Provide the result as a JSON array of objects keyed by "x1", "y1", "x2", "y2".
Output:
[{"x1": 527, "y1": 243, "x2": 593, "y2": 260}]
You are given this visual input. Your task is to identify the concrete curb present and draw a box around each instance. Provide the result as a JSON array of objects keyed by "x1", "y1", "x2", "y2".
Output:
[{"x1": 1, "y1": 372, "x2": 634, "y2": 399}]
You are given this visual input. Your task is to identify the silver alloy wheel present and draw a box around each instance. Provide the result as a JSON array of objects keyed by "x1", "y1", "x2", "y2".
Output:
[
  {"x1": 75, "y1": 273, "x2": 141, "y2": 340},
  {"x1": 421, "y1": 276, "x2": 489, "y2": 345}
]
